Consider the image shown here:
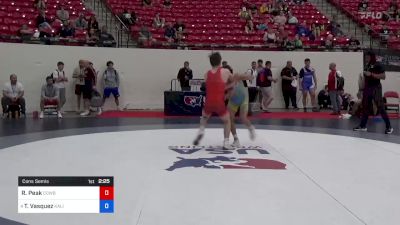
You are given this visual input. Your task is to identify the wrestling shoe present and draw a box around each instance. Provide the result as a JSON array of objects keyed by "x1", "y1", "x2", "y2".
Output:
[
  {"x1": 353, "y1": 126, "x2": 367, "y2": 132},
  {"x1": 193, "y1": 131, "x2": 204, "y2": 146}
]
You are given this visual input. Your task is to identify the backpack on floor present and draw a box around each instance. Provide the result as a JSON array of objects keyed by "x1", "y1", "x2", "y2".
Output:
[{"x1": 90, "y1": 90, "x2": 103, "y2": 108}]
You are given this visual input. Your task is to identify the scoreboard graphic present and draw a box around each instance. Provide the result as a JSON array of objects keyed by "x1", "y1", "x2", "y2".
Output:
[{"x1": 18, "y1": 176, "x2": 114, "y2": 213}]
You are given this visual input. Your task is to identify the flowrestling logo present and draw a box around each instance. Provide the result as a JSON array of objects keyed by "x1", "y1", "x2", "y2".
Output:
[
  {"x1": 184, "y1": 96, "x2": 204, "y2": 108},
  {"x1": 359, "y1": 11, "x2": 383, "y2": 19},
  {"x1": 166, "y1": 146, "x2": 286, "y2": 171}
]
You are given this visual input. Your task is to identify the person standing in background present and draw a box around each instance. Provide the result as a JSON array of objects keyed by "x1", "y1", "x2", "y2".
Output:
[
  {"x1": 354, "y1": 51, "x2": 393, "y2": 134},
  {"x1": 177, "y1": 61, "x2": 193, "y2": 91},
  {"x1": 52, "y1": 61, "x2": 68, "y2": 113},
  {"x1": 102, "y1": 61, "x2": 121, "y2": 112},
  {"x1": 72, "y1": 60, "x2": 86, "y2": 113},
  {"x1": 257, "y1": 61, "x2": 277, "y2": 112},
  {"x1": 247, "y1": 61, "x2": 258, "y2": 103},
  {"x1": 80, "y1": 61, "x2": 97, "y2": 116},
  {"x1": 281, "y1": 61, "x2": 299, "y2": 110},
  {"x1": 327, "y1": 63, "x2": 341, "y2": 115},
  {"x1": 299, "y1": 58, "x2": 319, "y2": 112}
]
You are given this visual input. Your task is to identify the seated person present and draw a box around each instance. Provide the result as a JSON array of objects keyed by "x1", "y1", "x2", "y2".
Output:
[
  {"x1": 293, "y1": 34, "x2": 303, "y2": 48},
  {"x1": 60, "y1": 21, "x2": 75, "y2": 38},
  {"x1": 86, "y1": 28, "x2": 100, "y2": 46},
  {"x1": 324, "y1": 34, "x2": 334, "y2": 48},
  {"x1": 358, "y1": 0, "x2": 369, "y2": 11},
  {"x1": 75, "y1": 13, "x2": 88, "y2": 29},
  {"x1": 56, "y1": 6, "x2": 70, "y2": 25},
  {"x1": 245, "y1": 19, "x2": 254, "y2": 33},
  {"x1": 318, "y1": 85, "x2": 331, "y2": 109},
  {"x1": 297, "y1": 22, "x2": 311, "y2": 37},
  {"x1": 380, "y1": 25, "x2": 392, "y2": 42},
  {"x1": 138, "y1": 25, "x2": 155, "y2": 46},
  {"x1": 35, "y1": 0, "x2": 46, "y2": 11},
  {"x1": 259, "y1": 3, "x2": 269, "y2": 15},
  {"x1": 349, "y1": 36, "x2": 361, "y2": 50},
  {"x1": 239, "y1": 7, "x2": 252, "y2": 20},
  {"x1": 256, "y1": 20, "x2": 268, "y2": 31},
  {"x1": 18, "y1": 24, "x2": 34, "y2": 40},
  {"x1": 274, "y1": 11, "x2": 287, "y2": 26},
  {"x1": 263, "y1": 29, "x2": 277, "y2": 44},
  {"x1": 173, "y1": 19, "x2": 186, "y2": 42},
  {"x1": 36, "y1": 11, "x2": 53, "y2": 37},
  {"x1": 163, "y1": 0, "x2": 172, "y2": 8},
  {"x1": 287, "y1": 12, "x2": 299, "y2": 25},
  {"x1": 40, "y1": 76, "x2": 62, "y2": 119},
  {"x1": 164, "y1": 23, "x2": 176, "y2": 42},
  {"x1": 99, "y1": 26, "x2": 116, "y2": 47},
  {"x1": 2, "y1": 74, "x2": 25, "y2": 117},
  {"x1": 277, "y1": 26, "x2": 289, "y2": 46},
  {"x1": 120, "y1": 9, "x2": 136, "y2": 26},
  {"x1": 153, "y1": 13, "x2": 165, "y2": 28}
]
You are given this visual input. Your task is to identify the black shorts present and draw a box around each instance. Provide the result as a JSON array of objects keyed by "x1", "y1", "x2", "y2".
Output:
[
  {"x1": 75, "y1": 85, "x2": 84, "y2": 95},
  {"x1": 82, "y1": 80, "x2": 93, "y2": 100}
]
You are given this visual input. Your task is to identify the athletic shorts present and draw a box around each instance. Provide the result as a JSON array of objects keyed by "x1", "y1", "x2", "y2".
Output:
[
  {"x1": 204, "y1": 103, "x2": 228, "y2": 116},
  {"x1": 302, "y1": 82, "x2": 315, "y2": 92},
  {"x1": 104, "y1": 87, "x2": 120, "y2": 98},
  {"x1": 228, "y1": 101, "x2": 249, "y2": 113},
  {"x1": 75, "y1": 85, "x2": 84, "y2": 95},
  {"x1": 260, "y1": 87, "x2": 273, "y2": 99}
]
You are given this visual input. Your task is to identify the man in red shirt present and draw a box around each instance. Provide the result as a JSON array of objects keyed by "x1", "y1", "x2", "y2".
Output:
[
  {"x1": 193, "y1": 52, "x2": 236, "y2": 150},
  {"x1": 327, "y1": 63, "x2": 341, "y2": 115}
]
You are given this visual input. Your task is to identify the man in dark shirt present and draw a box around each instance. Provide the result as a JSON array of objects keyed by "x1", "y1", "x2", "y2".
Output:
[
  {"x1": 354, "y1": 52, "x2": 393, "y2": 134},
  {"x1": 99, "y1": 26, "x2": 115, "y2": 47},
  {"x1": 257, "y1": 61, "x2": 277, "y2": 112},
  {"x1": 358, "y1": 0, "x2": 369, "y2": 11},
  {"x1": 174, "y1": 20, "x2": 186, "y2": 42},
  {"x1": 281, "y1": 61, "x2": 298, "y2": 110},
  {"x1": 177, "y1": 61, "x2": 193, "y2": 91},
  {"x1": 60, "y1": 22, "x2": 75, "y2": 38}
]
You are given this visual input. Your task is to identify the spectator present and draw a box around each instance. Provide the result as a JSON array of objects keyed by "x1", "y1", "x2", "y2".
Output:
[
  {"x1": 80, "y1": 61, "x2": 97, "y2": 116},
  {"x1": 328, "y1": 15, "x2": 343, "y2": 36},
  {"x1": 138, "y1": 25, "x2": 155, "y2": 46},
  {"x1": 86, "y1": 28, "x2": 99, "y2": 46},
  {"x1": 294, "y1": 34, "x2": 303, "y2": 48},
  {"x1": 257, "y1": 61, "x2": 278, "y2": 112},
  {"x1": 354, "y1": 51, "x2": 393, "y2": 134},
  {"x1": 173, "y1": 19, "x2": 186, "y2": 42},
  {"x1": 318, "y1": 85, "x2": 331, "y2": 109},
  {"x1": 52, "y1": 62, "x2": 68, "y2": 111},
  {"x1": 246, "y1": 61, "x2": 258, "y2": 103},
  {"x1": 287, "y1": 11, "x2": 299, "y2": 25},
  {"x1": 88, "y1": 15, "x2": 99, "y2": 33},
  {"x1": 222, "y1": 61, "x2": 233, "y2": 73},
  {"x1": 358, "y1": 0, "x2": 369, "y2": 11},
  {"x1": 259, "y1": 3, "x2": 269, "y2": 15},
  {"x1": 164, "y1": 23, "x2": 176, "y2": 42},
  {"x1": 256, "y1": 19, "x2": 268, "y2": 31},
  {"x1": 163, "y1": 0, "x2": 172, "y2": 8},
  {"x1": 39, "y1": 76, "x2": 62, "y2": 119},
  {"x1": 281, "y1": 61, "x2": 299, "y2": 110},
  {"x1": 299, "y1": 58, "x2": 319, "y2": 112},
  {"x1": 36, "y1": 11, "x2": 52, "y2": 33},
  {"x1": 274, "y1": 11, "x2": 287, "y2": 26},
  {"x1": 324, "y1": 34, "x2": 334, "y2": 49},
  {"x1": 380, "y1": 25, "x2": 392, "y2": 42},
  {"x1": 102, "y1": 61, "x2": 121, "y2": 113},
  {"x1": 177, "y1": 61, "x2": 193, "y2": 91},
  {"x1": 311, "y1": 23, "x2": 321, "y2": 37},
  {"x1": 143, "y1": 0, "x2": 152, "y2": 7},
  {"x1": 18, "y1": 24, "x2": 34, "y2": 40},
  {"x1": 60, "y1": 21, "x2": 75, "y2": 38},
  {"x1": 264, "y1": 29, "x2": 277, "y2": 44},
  {"x1": 75, "y1": 13, "x2": 88, "y2": 29},
  {"x1": 35, "y1": 0, "x2": 46, "y2": 11},
  {"x1": 153, "y1": 13, "x2": 165, "y2": 28},
  {"x1": 2, "y1": 74, "x2": 25, "y2": 118},
  {"x1": 294, "y1": 0, "x2": 305, "y2": 5},
  {"x1": 120, "y1": 9, "x2": 136, "y2": 26},
  {"x1": 277, "y1": 26, "x2": 289, "y2": 46},
  {"x1": 239, "y1": 7, "x2": 252, "y2": 21},
  {"x1": 327, "y1": 63, "x2": 341, "y2": 115},
  {"x1": 56, "y1": 5, "x2": 70, "y2": 25},
  {"x1": 245, "y1": 19, "x2": 254, "y2": 33},
  {"x1": 349, "y1": 36, "x2": 361, "y2": 50},
  {"x1": 297, "y1": 22, "x2": 310, "y2": 37},
  {"x1": 72, "y1": 60, "x2": 86, "y2": 113},
  {"x1": 99, "y1": 26, "x2": 116, "y2": 47}
]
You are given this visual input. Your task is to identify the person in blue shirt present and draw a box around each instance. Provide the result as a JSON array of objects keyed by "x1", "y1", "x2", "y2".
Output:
[{"x1": 299, "y1": 58, "x2": 319, "y2": 112}]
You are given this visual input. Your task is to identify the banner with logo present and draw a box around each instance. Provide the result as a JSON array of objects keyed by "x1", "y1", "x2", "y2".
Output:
[
  {"x1": 373, "y1": 49, "x2": 400, "y2": 72},
  {"x1": 359, "y1": 11, "x2": 384, "y2": 20},
  {"x1": 164, "y1": 91, "x2": 205, "y2": 116}
]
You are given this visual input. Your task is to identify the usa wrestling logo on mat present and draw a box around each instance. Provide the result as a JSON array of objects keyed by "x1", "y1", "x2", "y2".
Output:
[{"x1": 166, "y1": 146, "x2": 286, "y2": 171}]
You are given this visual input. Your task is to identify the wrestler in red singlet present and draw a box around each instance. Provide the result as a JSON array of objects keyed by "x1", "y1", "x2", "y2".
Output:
[{"x1": 204, "y1": 67, "x2": 228, "y2": 116}]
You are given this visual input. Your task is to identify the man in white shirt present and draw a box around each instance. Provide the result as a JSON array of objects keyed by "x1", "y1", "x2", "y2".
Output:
[
  {"x1": 2, "y1": 74, "x2": 25, "y2": 117},
  {"x1": 247, "y1": 61, "x2": 258, "y2": 103},
  {"x1": 52, "y1": 61, "x2": 68, "y2": 111}
]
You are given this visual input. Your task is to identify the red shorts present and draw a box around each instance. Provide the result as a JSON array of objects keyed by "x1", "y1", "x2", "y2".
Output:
[
  {"x1": 204, "y1": 102, "x2": 227, "y2": 116},
  {"x1": 44, "y1": 99, "x2": 59, "y2": 105}
]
